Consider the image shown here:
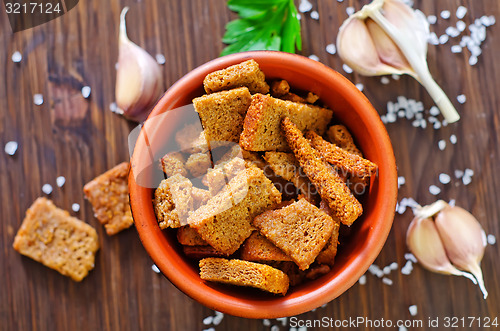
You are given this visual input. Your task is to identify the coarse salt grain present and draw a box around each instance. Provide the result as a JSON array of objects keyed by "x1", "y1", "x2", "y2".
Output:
[
  {"x1": 438, "y1": 140, "x2": 446, "y2": 150},
  {"x1": 469, "y1": 56, "x2": 478, "y2": 66},
  {"x1": 326, "y1": 43, "x2": 336, "y2": 55},
  {"x1": 4, "y1": 141, "x2": 18, "y2": 156},
  {"x1": 441, "y1": 10, "x2": 451, "y2": 19},
  {"x1": 308, "y1": 54, "x2": 319, "y2": 61},
  {"x1": 270, "y1": 325, "x2": 279, "y2": 331},
  {"x1": 399, "y1": 327, "x2": 408, "y2": 331},
  {"x1": 263, "y1": 319, "x2": 271, "y2": 327},
  {"x1": 405, "y1": 253, "x2": 417, "y2": 263},
  {"x1": 451, "y1": 45, "x2": 462, "y2": 53},
  {"x1": 465, "y1": 168, "x2": 474, "y2": 177},
  {"x1": 398, "y1": 176, "x2": 406, "y2": 188},
  {"x1": 462, "y1": 175, "x2": 472, "y2": 185},
  {"x1": 155, "y1": 54, "x2": 166, "y2": 65},
  {"x1": 213, "y1": 311, "x2": 224, "y2": 325},
  {"x1": 56, "y1": 176, "x2": 66, "y2": 187},
  {"x1": 449, "y1": 199, "x2": 456, "y2": 207},
  {"x1": 446, "y1": 26, "x2": 460, "y2": 38},
  {"x1": 203, "y1": 328, "x2": 215, "y2": 331},
  {"x1": 401, "y1": 260, "x2": 413, "y2": 275},
  {"x1": 433, "y1": 121, "x2": 442, "y2": 130},
  {"x1": 33, "y1": 94, "x2": 44, "y2": 106},
  {"x1": 390, "y1": 262, "x2": 398, "y2": 270},
  {"x1": 382, "y1": 277, "x2": 393, "y2": 285},
  {"x1": 81, "y1": 86, "x2": 91, "y2": 99},
  {"x1": 72, "y1": 203, "x2": 80, "y2": 212},
  {"x1": 456, "y1": 20, "x2": 466, "y2": 32},
  {"x1": 381, "y1": 77, "x2": 390, "y2": 84},
  {"x1": 299, "y1": 0, "x2": 312, "y2": 13},
  {"x1": 343, "y1": 63, "x2": 353, "y2": 74},
  {"x1": 358, "y1": 275, "x2": 367, "y2": 285},
  {"x1": 310, "y1": 10, "x2": 319, "y2": 20},
  {"x1": 429, "y1": 185, "x2": 441, "y2": 195},
  {"x1": 202, "y1": 316, "x2": 213, "y2": 325},
  {"x1": 409, "y1": 305, "x2": 418, "y2": 316},
  {"x1": 346, "y1": 6, "x2": 355, "y2": 16},
  {"x1": 487, "y1": 234, "x2": 496, "y2": 245},
  {"x1": 456, "y1": 6, "x2": 467, "y2": 19},
  {"x1": 392, "y1": 74, "x2": 400, "y2": 80},
  {"x1": 454, "y1": 169, "x2": 464, "y2": 178},
  {"x1": 429, "y1": 106, "x2": 440, "y2": 116},
  {"x1": 277, "y1": 317, "x2": 287, "y2": 326},
  {"x1": 368, "y1": 264, "x2": 384, "y2": 278},
  {"x1": 12, "y1": 51, "x2": 22, "y2": 63},
  {"x1": 42, "y1": 184, "x2": 53, "y2": 195},
  {"x1": 439, "y1": 34, "x2": 449, "y2": 44},
  {"x1": 355, "y1": 83, "x2": 364, "y2": 91},
  {"x1": 457, "y1": 94, "x2": 466, "y2": 104},
  {"x1": 151, "y1": 264, "x2": 160, "y2": 273},
  {"x1": 439, "y1": 173, "x2": 451, "y2": 184},
  {"x1": 383, "y1": 266, "x2": 391, "y2": 275},
  {"x1": 427, "y1": 15, "x2": 437, "y2": 24}
]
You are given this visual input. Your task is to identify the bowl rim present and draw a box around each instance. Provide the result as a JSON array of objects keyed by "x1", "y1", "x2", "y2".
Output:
[{"x1": 129, "y1": 50, "x2": 397, "y2": 318}]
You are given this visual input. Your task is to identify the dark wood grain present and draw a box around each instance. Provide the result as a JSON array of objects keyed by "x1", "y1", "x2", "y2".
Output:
[{"x1": 1, "y1": 0, "x2": 499, "y2": 330}]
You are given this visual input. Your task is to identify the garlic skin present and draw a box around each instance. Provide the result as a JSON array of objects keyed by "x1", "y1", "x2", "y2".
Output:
[
  {"x1": 115, "y1": 7, "x2": 163, "y2": 122},
  {"x1": 336, "y1": 0, "x2": 460, "y2": 123},
  {"x1": 435, "y1": 205, "x2": 488, "y2": 299},
  {"x1": 406, "y1": 216, "x2": 477, "y2": 283}
]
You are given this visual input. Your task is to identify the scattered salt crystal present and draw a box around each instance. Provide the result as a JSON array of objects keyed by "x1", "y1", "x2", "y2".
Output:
[
  {"x1": 72, "y1": 203, "x2": 80, "y2": 212},
  {"x1": 326, "y1": 43, "x2": 336, "y2": 55},
  {"x1": 155, "y1": 54, "x2": 166, "y2": 65},
  {"x1": 439, "y1": 34, "x2": 449, "y2": 44},
  {"x1": 270, "y1": 325, "x2": 279, "y2": 331},
  {"x1": 446, "y1": 27, "x2": 460, "y2": 38},
  {"x1": 346, "y1": 6, "x2": 355, "y2": 16},
  {"x1": 449, "y1": 199, "x2": 456, "y2": 207},
  {"x1": 397, "y1": 204, "x2": 407, "y2": 215},
  {"x1": 401, "y1": 260, "x2": 413, "y2": 275},
  {"x1": 298, "y1": 327, "x2": 308, "y2": 331},
  {"x1": 440, "y1": 10, "x2": 451, "y2": 19},
  {"x1": 398, "y1": 176, "x2": 406, "y2": 188},
  {"x1": 454, "y1": 169, "x2": 464, "y2": 178},
  {"x1": 429, "y1": 106, "x2": 440, "y2": 116},
  {"x1": 203, "y1": 328, "x2": 215, "y2": 331},
  {"x1": 110, "y1": 102, "x2": 123, "y2": 114},
  {"x1": 383, "y1": 266, "x2": 391, "y2": 275},
  {"x1": 355, "y1": 83, "x2": 364, "y2": 91},
  {"x1": 358, "y1": 275, "x2": 367, "y2": 285},
  {"x1": 429, "y1": 185, "x2": 441, "y2": 195},
  {"x1": 12, "y1": 51, "x2": 22, "y2": 63},
  {"x1": 310, "y1": 10, "x2": 319, "y2": 20},
  {"x1": 81, "y1": 86, "x2": 91, "y2": 99},
  {"x1": 381, "y1": 77, "x2": 390, "y2": 85},
  {"x1": 439, "y1": 173, "x2": 451, "y2": 184},
  {"x1": 409, "y1": 305, "x2": 418, "y2": 316},
  {"x1": 277, "y1": 317, "x2": 287, "y2": 326},
  {"x1": 469, "y1": 56, "x2": 478, "y2": 66},
  {"x1": 462, "y1": 175, "x2": 472, "y2": 185},
  {"x1": 343, "y1": 64, "x2": 353, "y2": 74},
  {"x1": 456, "y1": 20, "x2": 466, "y2": 32},
  {"x1": 299, "y1": 0, "x2": 313, "y2": 13},
  {"x1": 337, "y1": 0, "x2": 343, "y2": 2},
  {"x1": 438, "y1": 140, "x2": 446, "y2": 150},
  {"x1": 4, "y1": 141, "x2": 18, "y2": 156},
  {"x1": 465, "y1": 168, "x2": 474, "y2": 177},
  {"x1": 420, "y1": 119, "x2": 427, "y2": 129},
  {"x1": 213, "y1": 311, "x2": 224, "y2": 326},
  {"x1": 296, "y1": 13, "x2": 301, "y2": 20},
  {"x1": 405, "y1": 253, "x2": 417, "y2": 263},
  {"x1": 368, "y1": 264, "x2": 384, "y2": 278},
  {"x1": 433, "y1": 121, "x2": 442, "y2": 130},
  {"x1": 428, "y1": 116, "x2": 437, "y2": 123},
  {"x1": 263, "y1": 319, "x2": 271, "y2": 326},
  {"x1": 56, "y1": 176, "x2": 66, "y2": 187},
  {"x1": 151, "y1": 264, "x2": 160, "y2": 273},
  {"x1": 442, "y1": 119, "x2": 448, "y2": 127},
  {"x1": 399, "y1": 327, "x2": 408, "y2": 331},
  {"x1": 456, "y1": 6, "x2": 467, "y2": 19},
  {"x1": 382, "y1": 277, "x2": 393, "y2": 285},
  {"x1": 308, "y1": 54, "x2": 319, "y2": 61},
  {"x1": 451, "y1": 45, "x2": 462, "y2": 53},
  {"x1": 487, "y1": 234, "x2": 496, "y2": 245},
  {"x1": 33, "y1": 94, "x2": 44, "y2": 106},
  {"x1": 428, "y1": 32, "x2": 439, "y2": 45},
  {"x1": 457, "y1": 94, "x2": 466, "y2": 104},
  {"x1": 392, "y1": 74, "x2": 400, "y2": 80},
  {"x1": 427, "y1": 15, "x2": 437, "y2": 25},
  {"x1": 203, "y1": 316, "x2": 213, "y2": 325},
  {"x1": 42, "y1": 184, "x2": 53, "y2": 195},
  {"x1": 398, "y1": 110, "x2": 405, "y2": 118},
  {"x1": 390, "y1": 262, "x2": 399, "y2": 270},
  {"x1": 386, "y1": 112, "x2": 396, "y2": 123}
]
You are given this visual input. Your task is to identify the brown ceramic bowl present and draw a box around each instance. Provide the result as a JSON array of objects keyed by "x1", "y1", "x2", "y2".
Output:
[{"x1": 129, "y1": 51, "x2": 397, "y2": 319}]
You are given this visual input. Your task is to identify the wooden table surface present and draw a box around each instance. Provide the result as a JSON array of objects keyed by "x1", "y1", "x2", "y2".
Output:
[{"x1": 1, "y1": 0, "x2": 499, "y2": 330}]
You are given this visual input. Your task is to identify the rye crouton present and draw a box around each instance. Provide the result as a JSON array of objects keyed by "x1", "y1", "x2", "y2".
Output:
[
  {"x1": 193, "y1": 87, "x2": 252, "y2": 146},
  {"x1": 177, "y1": 226, "x2": 207, "y2": 246},
  {"x1": 185, "y1": 152, "x2": 212, "y2": 177},
  {"x1": 240, "y1": 232, "x2": 292, "y2": 262},
  {"x1": 316, "y1": 200, "x2": 341, "y2": 266},
  {"x1": 175, "y1": 123, "x2": 209, "y2": 153},
  {"x1": 199, "y1": 258, "x2": 289, "y2": 295},
  {"x1": 83, "y1": 162, "x2": 134, "y2": 235},
  {"x1": 153, "y1": 174, "x2": 193, "y2": 229},
  {"x1": 203, "y1": 59, "x2": 270, "y2": 94},
  {"x1": 327, "y1": 124, "x2": 363, "y2": 156},
  {"x1": 160, "y1": 152, "x2": 188, "y2": 177},
  {"x1": 188, "y1": 167, "x2": 281, "y2": 255},
  {"x1": 239, "y1": 94, "x2": 333, "y2": 151},
  {"x1": 184, "y1": 246, "x2": 226, "y2": 259},
  {"x1": 282, "y1": 117, "x2": 363, "y2": 226},
  {"x1": 253, "y1": 199, "x2": 334, "y2": 270},
  {"x1": 13, "y1": 198, "x2": 99, "y2": 281}
]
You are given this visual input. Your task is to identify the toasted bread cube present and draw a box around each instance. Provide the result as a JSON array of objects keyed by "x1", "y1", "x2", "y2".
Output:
[
  {"x1": 270, "y1": 80, "x2": 290, "y2": 97},
  {"x1": 305, "y1": 92, "x2": 319, "y2": 104},
  {"x1": 282, "y1": 118, "x2": 363, "y2": 226},
  {"x1": 316, "y1": 200, "x2": 341, "y2": 266},
  {"x1": 83, "y1": 162, "x2": 133, "y2": 235},
  {"x1": 191, "y1": 187, "x2": 211, "y2": 209},
  {"x1": 185, "y1": 152, "x2": 212, "y2": 177},
  {"x1": 13, "y1": 198, "x2": 99, "y2": 281},
  {"x1": 175, "y1": 123, "x2": 209, "y2": 153},
  {"x1": 199, "y1": 258, "x2": 289, "y2": 295},
  {"x1": 253, "y1": 199, "x2": 334, "y2": 270},
  {"x1": 240, "y1": 94, "x2": 333, "y2": 151},
  {"x1": 159, "y1": 152, "x2": 188, "y2": 177},
  {"x1": 203, "y1": 59, "x2": 270, "y2": 94},
  {"x1": 193, "y1": 87, "x2": 252, "y2": 146},
  {"x1": 188, "y1": 167, "x2": 281, "y2": 255},
  {"x1": 327, "y1": 124, "x2": 363, "y2": 157},
  {"x1": 153, "y1": 174, "x2": 193, "y2": 229},
  {"x1": 240, "y1": 232, "x2": 291, "y2": 262},
  {"x1": 204, "y1": 156, "x2": 246, "y2": 195},
  {"x1": 305, "y1": 264, "x2": 330, "y2": 280},
  {"x1": 177, "y1": 226, "x2": 207, "y2": 246},
  {"x1": 183, "y1": 246, "x2": 226, "y2": 259}
]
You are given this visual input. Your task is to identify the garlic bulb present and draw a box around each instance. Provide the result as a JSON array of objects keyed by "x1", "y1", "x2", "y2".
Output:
[
  {"x1": 115, "y1": 7, "x2": 163, "y2": 122},
  {"x1": 408, "y1": 200, "x2": 488, "y2": 299},
  {"x1": 435, "y1": 205, "x2": 488, "y2": 299},
  {"x1": 337, "y1": 0, "x2": 460, "y2": 123}
]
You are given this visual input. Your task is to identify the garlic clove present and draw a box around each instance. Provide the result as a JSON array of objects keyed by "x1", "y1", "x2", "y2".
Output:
[
  {"x1": 435, "y1": 205, "x2": 488, "y2": 299},
  {"x1": 115, "y1": 7, "x2": 163, "y2": 122},
  {"x1": 406, "y1": 216, "x2": 477, "y2": 284}
]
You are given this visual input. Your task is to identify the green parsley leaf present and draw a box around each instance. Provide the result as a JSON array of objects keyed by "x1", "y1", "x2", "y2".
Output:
[{"x1": 221, "y1": 0, "x2": 302, "y2": 56}]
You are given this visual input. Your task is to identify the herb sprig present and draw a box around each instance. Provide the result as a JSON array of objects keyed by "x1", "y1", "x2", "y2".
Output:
[{"x1": 221, "y1": 0, "x2": 302, "y2": 56}]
